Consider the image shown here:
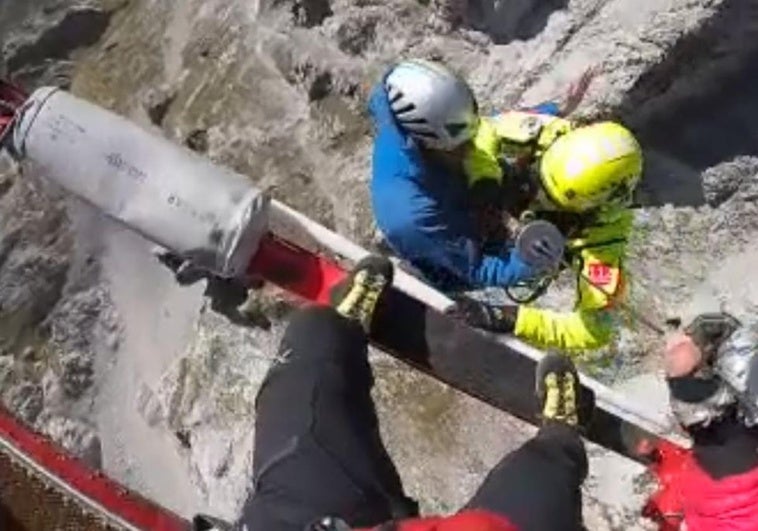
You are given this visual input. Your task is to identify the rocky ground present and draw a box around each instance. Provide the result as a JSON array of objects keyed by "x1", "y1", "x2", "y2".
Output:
[{"x1": 1, "y1": 0, "x2": 758, "y2": 529}]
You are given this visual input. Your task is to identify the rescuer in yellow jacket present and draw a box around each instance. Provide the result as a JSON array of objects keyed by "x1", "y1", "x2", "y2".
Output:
[{"x1": 453, "y1": 110, "x2": 643, "y2": 353}]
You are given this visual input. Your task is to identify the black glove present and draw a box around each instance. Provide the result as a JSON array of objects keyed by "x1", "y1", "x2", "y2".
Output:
[
  {"x1": 192, "y1": 514, "x2": 233, "y2": 531},
  {"x1": 446, "y1": 296, "x2": 518, "y2": 333},
  {"x1": 153, "y1": 247, "x2": 206, "y2": 285}
]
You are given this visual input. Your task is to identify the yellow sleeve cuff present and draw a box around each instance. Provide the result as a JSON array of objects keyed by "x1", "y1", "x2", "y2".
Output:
[{"x1": 514, "y1": 306, "x2": 616, "y2": 353}]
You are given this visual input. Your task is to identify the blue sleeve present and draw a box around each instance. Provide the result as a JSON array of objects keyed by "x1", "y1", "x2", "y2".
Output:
[
  {"x1": 373, "y1": 171, "x2": 535, "y2": 289},
  {"x1": 368, "y1": 79, "x2": 395, "y2": 127},
  {"x1": 369, "y1": 80, "x2": 537, "y2": 289},
  {"x1": 383, "y1": 213, "x2": 535, "y2": 289},
  {"x1": 443, "y1": 239, "x2": 535, "y2": 288},
  {"x1": 527, "y1": 101, "x2": 561, "y2": 117}
]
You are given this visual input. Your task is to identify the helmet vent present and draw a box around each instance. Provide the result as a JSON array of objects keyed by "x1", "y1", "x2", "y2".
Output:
[
  {"x1": 394, "y1": 102, "x2": 416, "y2": 115},
  {"x1": 410, "y1": 130, "x2": 438, "y2": 139},
  {"x1": 388, "y1": 90, "x2": 404, "y2": 104},
  {"x1": 444, "y1": 122, "x2": 467, "y2": 137}
]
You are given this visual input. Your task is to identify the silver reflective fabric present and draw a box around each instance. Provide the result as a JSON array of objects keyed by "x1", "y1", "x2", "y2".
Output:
[{"x1": 715, "y1": 321, "x2": 758, "y2": 426}]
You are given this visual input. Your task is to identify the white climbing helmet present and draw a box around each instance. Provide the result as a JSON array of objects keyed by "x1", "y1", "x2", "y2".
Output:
[{"x1": 384, "y1": 59, "x2": 479, "y2": 151}]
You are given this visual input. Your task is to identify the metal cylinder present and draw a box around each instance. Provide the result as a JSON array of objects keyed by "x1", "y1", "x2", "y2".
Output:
[{"x1": 12, "y1": 87, "x2": 269, "y2": 278}]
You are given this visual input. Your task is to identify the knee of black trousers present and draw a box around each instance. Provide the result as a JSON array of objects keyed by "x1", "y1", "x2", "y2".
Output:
[
  {"x1": 254, "y1": 306, "x2": 372, "y2": 411},
  {"x1": 280, "y1": 306, "x2": 368, "y2": 364},
  {"x1": 536, "y1": 422, "x2": 589, "y2": 482}
]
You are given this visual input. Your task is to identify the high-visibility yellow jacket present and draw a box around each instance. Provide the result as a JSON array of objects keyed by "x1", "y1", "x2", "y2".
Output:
[{"x1": 464, "y1": 110, "x2": 633, "y2": 352}]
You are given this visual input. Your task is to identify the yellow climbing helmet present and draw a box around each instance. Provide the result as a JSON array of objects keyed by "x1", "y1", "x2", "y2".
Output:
[{"x1": 539, "y1": 122, "x2": 643, "y2": 212}]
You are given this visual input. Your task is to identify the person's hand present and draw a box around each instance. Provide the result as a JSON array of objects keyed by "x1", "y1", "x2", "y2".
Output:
[
  {"x1": 192, "y1": 513, "x2": 233, "y2": 530},
  {"x1": 560, "y1": 66, "x2": 598, "y2": 116},
  {"x1": 152, "y1": 246, "x2": 210, "y2": 286},
  {"x1": 446, "y1": 296, "x2": 518, "y2": 334},
  {"x1": 664, "y1": 332, "x2": 703, "y2": 378}
]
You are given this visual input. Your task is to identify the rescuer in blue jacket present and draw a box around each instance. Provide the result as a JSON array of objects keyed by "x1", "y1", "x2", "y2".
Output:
[
  {"x1": 368, "y1": 59, "x2": 541, "y2": 291},
  {"x1": 369, "y1": 60, "x2": 568, "y2": 291}
]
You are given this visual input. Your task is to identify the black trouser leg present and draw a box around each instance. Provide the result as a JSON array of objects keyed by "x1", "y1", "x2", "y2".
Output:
[
  {"x1": 238, "y1": 307, "x2": 417, "y2": 531},
  {"x1": 465, "y1": 422, "x2": 587, "y2": 531}
]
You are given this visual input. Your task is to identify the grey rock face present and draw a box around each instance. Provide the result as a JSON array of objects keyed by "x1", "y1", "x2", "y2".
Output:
[
  {"x1": 0, "y1": 0, "x2": 122, "y2": 87},
  {"x1": 2, "y1": 0, "x2": 758, "y2": 529},
  {"x1": 0, "y1": 356, "x2": 15, "y2": 391},
  {"x1": 701, "y1": 157, "x2": 758, "y2": 208},
  {"x1": 5, "y1": 382, "x2": 44, "y2": 424},
  {"x1": 37, "y1": 413, "x2": 102, "y2": 468},
  {"x1": 0, "y1": 174, "x2": 71, "y2": 356},
  {"x1": 59, "y1": 351, "x2": 94, "y2": 400}
]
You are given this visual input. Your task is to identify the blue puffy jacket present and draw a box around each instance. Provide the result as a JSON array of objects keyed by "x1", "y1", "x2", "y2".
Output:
[{"x1": 368, "y1": 82, "x2": 534, "y2": 291}]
